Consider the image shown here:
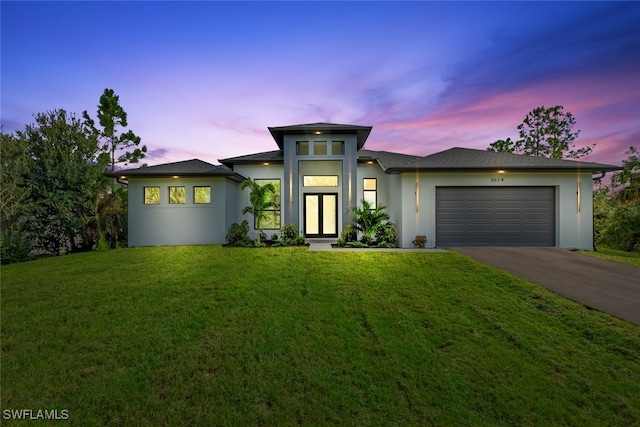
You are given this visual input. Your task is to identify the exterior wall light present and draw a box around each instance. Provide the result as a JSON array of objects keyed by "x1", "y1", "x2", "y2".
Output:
[
  {"x1": 497, "y1": 170, "x2": 506, "y2": 174},
  {"x1": 172, "y1": 176, "x2": 179, "y2": 179},
  {"x1": 263, "y1": 162, "x2": 270, "y2": 166},
  {"x1": 314, "y1": 131, "x2": 322, "y2": 135}
]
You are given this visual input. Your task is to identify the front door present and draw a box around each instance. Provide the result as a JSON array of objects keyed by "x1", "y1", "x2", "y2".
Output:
[{"x1": 304, "y1": 193, "x2": 338, "y2": 237}]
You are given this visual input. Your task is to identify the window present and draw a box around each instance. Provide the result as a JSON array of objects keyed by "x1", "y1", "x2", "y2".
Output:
[
  {"x1": 144, "y1": 187, "x2": 160, "y2": 204},
  {"x1": 363, "y1": 178, "x2": 377, "y2": 208},
  {"x1": 303, "y1": 176, "x2": 339, "y2": 187},
  {"x1": 313, "y1": 141, "x2": 327, "y2": 155},
  {"x1": 332, "y1": 141, "x2": 344, "y2": 155},
  {"x1": 169, "y1": 186, "x2": 186, "y2": 204},
  {"x1": 194, "y1": 186, "x2": 211, "y2": 204},
  {"x1": 296, "y1": 141, "x2": 309, "y2": 155},
  {"x1": 255, "y1": 179, "x2": 281, "y2": 229}
]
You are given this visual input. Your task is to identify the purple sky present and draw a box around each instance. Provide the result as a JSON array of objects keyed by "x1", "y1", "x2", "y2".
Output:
[{"x1": 2, "y1": 1, "x2": 639, "y2": 167}]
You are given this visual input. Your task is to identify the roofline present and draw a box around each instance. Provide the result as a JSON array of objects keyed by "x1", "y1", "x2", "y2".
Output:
[
  {"x1": 105, "y1": 170, "x2": 247, "y2": 183},
  {"x1": 268, "y1": 123, "x2": 373, "y2": 150},
  {"x1": 384, "y1": 166, "x2": 621, "y2": 174}
]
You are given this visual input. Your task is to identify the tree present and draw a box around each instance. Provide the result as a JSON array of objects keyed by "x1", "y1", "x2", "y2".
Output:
[
  {"x1": 240, "y1": 179, "x2": 279, "y2": 244},
  {"x1": 0, "y1": 130, "x2": 30, "y2": 231},
  {"x1": 83, "y1": 88, "x2": 145, "y2": 248},
  {"x1": 489, "y1": 105, "x2": 594, "y2": 159},
  {"x1": 0, "y1": 130, "x2": 32, "y2": 263},
  {"x1": 611, "y1": 147, "x2": 640, "y2": 203},
  {"x1": 83, "y1": 88, "x2": 146, "y2": 173},
  {"x1": 16, "y1": 109, "x2": 106, "y2": 255}
]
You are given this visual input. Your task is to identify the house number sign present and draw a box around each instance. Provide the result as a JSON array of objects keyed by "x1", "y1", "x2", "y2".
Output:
[{"x1": 490, "y1": 177, "x2": 504, "y2": 183}]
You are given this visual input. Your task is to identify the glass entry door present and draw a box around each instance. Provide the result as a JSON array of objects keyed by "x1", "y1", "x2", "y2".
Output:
[{"x1": 304, "y1": 193, "x2": 338, "y2": 237}]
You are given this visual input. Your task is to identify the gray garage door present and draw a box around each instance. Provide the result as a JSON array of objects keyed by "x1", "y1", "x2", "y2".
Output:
[{"x1": 436, "y1": 187, "x2": 555, "y2": 247}]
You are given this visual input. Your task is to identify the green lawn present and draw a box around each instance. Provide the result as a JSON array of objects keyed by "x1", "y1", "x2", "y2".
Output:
[
  {"x1": 580, "y1": 246, "x2": 640, "y2": 267},
  {"x1": 2, "y1": 246, "x2": 639, "y2": 426}
]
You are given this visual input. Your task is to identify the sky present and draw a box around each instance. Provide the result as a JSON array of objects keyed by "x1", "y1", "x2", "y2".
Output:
[{"x1": 2, "y1": 1, "x2": 639, "y2": 167}]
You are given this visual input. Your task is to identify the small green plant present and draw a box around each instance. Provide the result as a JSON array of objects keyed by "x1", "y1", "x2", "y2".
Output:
[
  {"x1": 349, "y1": 200, "x2": 394, "y2": 246},
  {"x1": 412, "y1": 235, "x2": 427, "y2": 248},
  {"x1": 270, "y1": 233, "x2": 279, "y2": 241},
  {"x1": 340, "y1": 224, "x2": 357, "y2": 243},
  {"x1": 281, "y1": 223, "x2": 299, "y2": 246},
  {"x1": 226, "y1": 220, "x2": 250, "y2": 245},
  {"x1": 294, "y1": 236, "x2": 306, "y2": 246},
  {"x1": 345, "y1": 241, "x2": 368, "y2": 248},
  {"x1": 336, "y1": 237, "x2": 346, "y2": 247},
  {"x1": 376, "y1": 225, "x2": 397, "y2": 247}
]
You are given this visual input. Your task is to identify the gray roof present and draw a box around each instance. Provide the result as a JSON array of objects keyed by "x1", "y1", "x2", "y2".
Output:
[
  {"x1": 219, "y1": 150, "x2": 283, "y2": 167},
  {"x1": 268, "y1": 122, "x2": 372, "y2": 150},
  {"x1": 107, "y1": 159, "x2": 246, "y2": 182},
  {"x1": 364, "y1": 147, "x2": 620, "y2": 173}
]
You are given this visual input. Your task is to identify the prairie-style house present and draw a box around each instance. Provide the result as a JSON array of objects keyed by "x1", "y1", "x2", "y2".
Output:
[{"x1": 109, "y1": 123, "x2": 619, "y2": 249}]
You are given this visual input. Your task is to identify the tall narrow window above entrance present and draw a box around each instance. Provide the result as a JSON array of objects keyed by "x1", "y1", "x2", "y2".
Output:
[
  {"x1": 297, "y1": 141, "x2": 309, "y2": 155},
  {"x1": 313, "y1": 141, "x2": 327, "y2": 155},
  {"x1": 363, "y1": 178, "x2": 377, "y2": 208},
  {"x1": 331, "y1": 141, "x2": 345, "y2": 155}
]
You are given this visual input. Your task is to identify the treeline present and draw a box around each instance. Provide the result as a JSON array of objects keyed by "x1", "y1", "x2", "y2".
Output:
[
  {"x1": 1, "y1": 89, "x2": 146, "y2": 264},
  {"x1": 594, "y1": 147, "x2": 640, "y2": 252}
]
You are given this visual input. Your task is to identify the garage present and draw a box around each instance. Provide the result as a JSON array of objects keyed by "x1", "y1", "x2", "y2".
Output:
[{"x1": 436, "y1": 187, "x2": 555, "y2": 247}]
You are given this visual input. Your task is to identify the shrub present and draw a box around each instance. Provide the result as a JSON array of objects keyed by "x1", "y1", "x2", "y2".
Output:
[
  {"x1": 412, "y1": 235, "x2": 427, "y2": 248},
  {"x1": 376, "y1": 225, "x2": 397, "y2": 246},
  {"x1": 340, "y1": 224, "x2": 357, "y2": 243},
  {"x1": 336, "y1": 237, "x2": 346, "y2": 247},
  {"x1": 226, "y1": 220, "x2": 250, "y2": 245},
  {"x1": 281, "y1": 223, "x2": 299, "y2": 245},
  {"x1": 294, "y1": 235, "x2": 306, "y2": 246},
  {"x1": 349, "y1": 200, "x2": 394, "y2": 246},
  {"x1": 345, "y1": 241, "x2": 368, "y2": 248},
  {"x1": 270, "y1": 233, "x2": 279, "y2": 241},
  {"x1": 0, "y1": 229, "x2": 32, "y2": 265}
]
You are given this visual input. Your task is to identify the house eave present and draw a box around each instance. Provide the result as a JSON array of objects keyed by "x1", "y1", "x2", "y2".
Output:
[
  {"x1": 385, "y1": 166, "x2": 622, "y2": 174},
  {"x1": 268, "y1": 123, "x2": 372, "y2": 150}
]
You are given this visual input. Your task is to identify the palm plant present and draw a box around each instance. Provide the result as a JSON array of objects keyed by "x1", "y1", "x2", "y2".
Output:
[
  {"x1": 241, "y1": 179, "x2": 279, "y2": 244},
  {"x1": 350, "y1": 199, "x2": 394, "y2": 246}
]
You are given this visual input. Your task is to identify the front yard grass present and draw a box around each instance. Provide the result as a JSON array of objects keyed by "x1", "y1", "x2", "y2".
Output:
[
  {"x1": 2, "y1": 246, "x2": 639, "y2": 426},
  {"x1": 580, "y1": 246, "x2": 640, "y2": 267}
]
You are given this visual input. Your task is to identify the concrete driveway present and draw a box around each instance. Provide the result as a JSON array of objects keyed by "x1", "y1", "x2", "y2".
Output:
[{"x1": 452, "y1": 248, "x2": 640, "y2": 325}]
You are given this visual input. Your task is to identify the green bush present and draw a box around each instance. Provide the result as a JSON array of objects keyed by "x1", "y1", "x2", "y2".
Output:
[
  {"x1": 345, "y1": 241, "x2": 368, "y2": 248},
  {"x1": 0, "y1": 229, "x2": 32, "y2": 265},
  {"x1": 281, "y1": 223, "x2": 299, "y2": 245},
  {"x1": 376, "y1": 225, "x2": 397, "y2": 246},
  {"x1": 226, "y1": 220, "x2": 250, "y2": 245},
  {"x1": 597, "y1": 200, "x2": 640, "y2": 252},
  {"x1": 294, "y1": 236, "x2": 306, "y2": 246},
  {"x1": 340, "y1": 224, "x2": 357, "y2": 243}
]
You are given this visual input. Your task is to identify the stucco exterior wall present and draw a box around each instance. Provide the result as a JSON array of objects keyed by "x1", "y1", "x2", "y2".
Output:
[
  {"x1": 398, "y1": 171, "x2": 594, "y2": 249},
  {"x1": 128, "y1": 177, "x2": 228, "y2": 246}
]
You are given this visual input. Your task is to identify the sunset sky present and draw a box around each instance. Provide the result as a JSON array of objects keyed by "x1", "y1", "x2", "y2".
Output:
[{"x1": 2, "y1": 1, "x2": 639, "y2": 167}]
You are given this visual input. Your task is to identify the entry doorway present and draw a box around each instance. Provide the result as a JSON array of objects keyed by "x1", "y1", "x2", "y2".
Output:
[{"x1": 304, "y1": 193, "x2": 338, "y2": 238}]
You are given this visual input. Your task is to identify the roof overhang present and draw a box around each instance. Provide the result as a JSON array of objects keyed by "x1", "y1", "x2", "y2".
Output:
[{"x1": 268, "y1": 123, "x2": 372, "y2": 150}]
